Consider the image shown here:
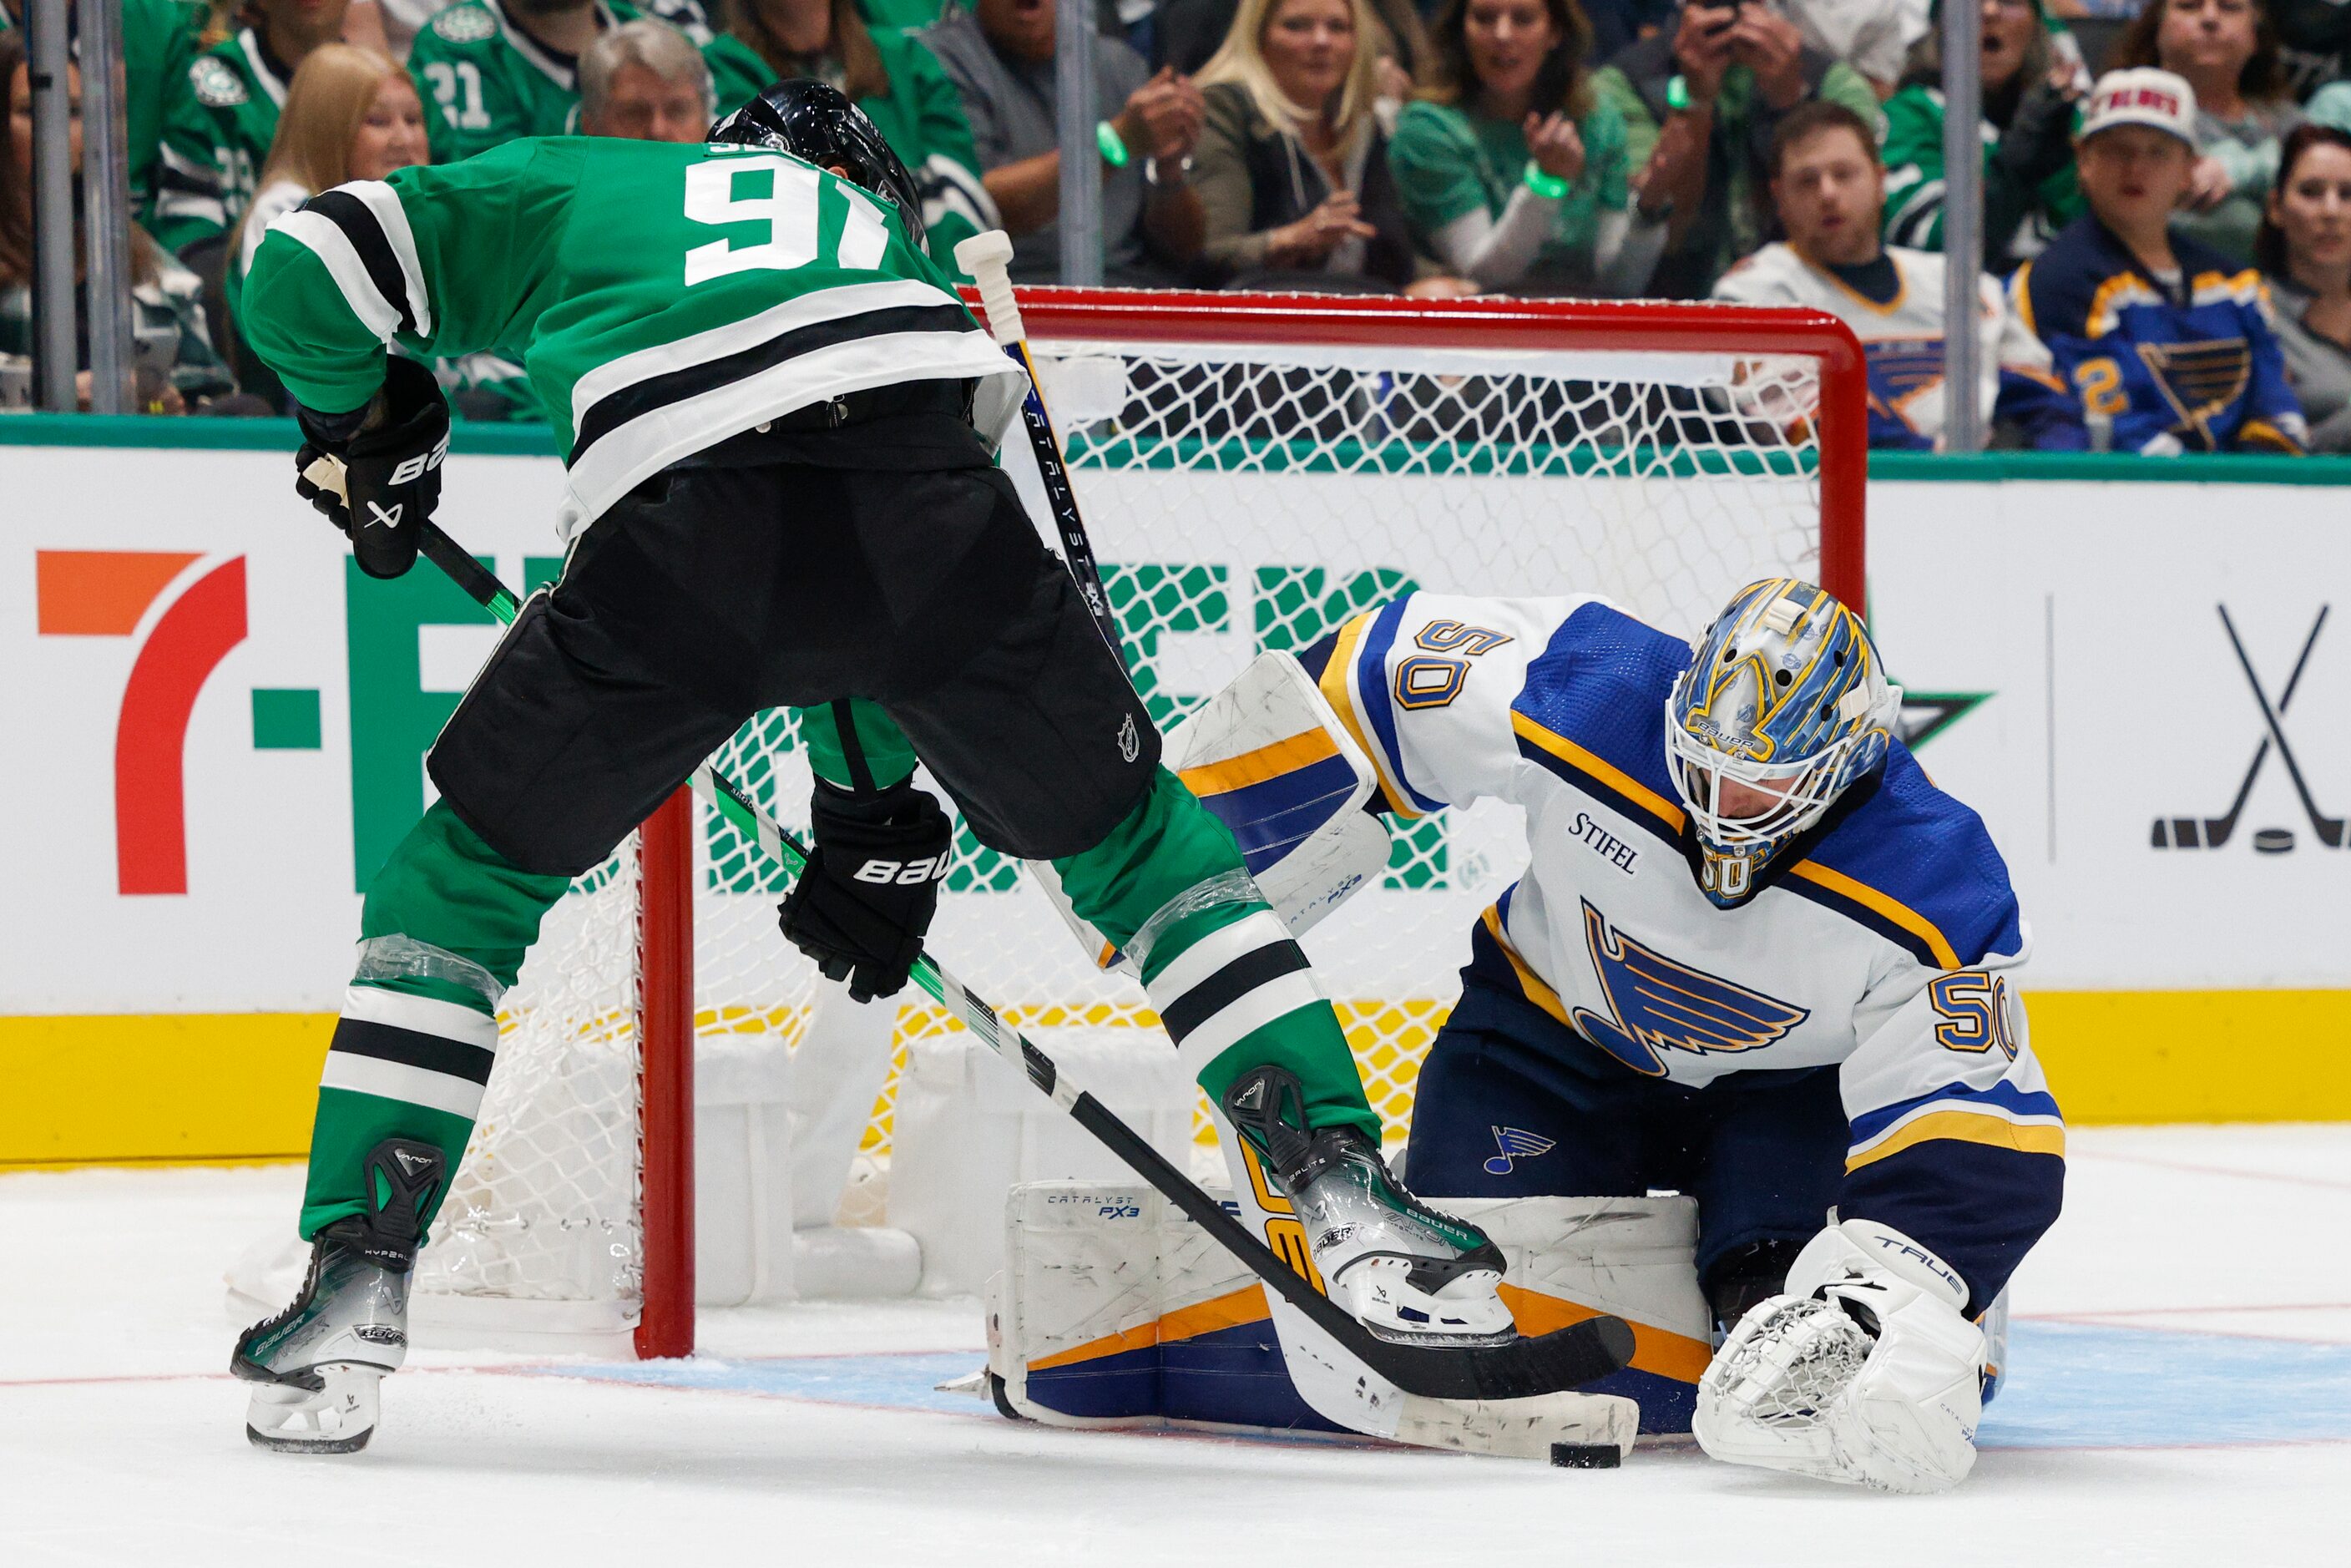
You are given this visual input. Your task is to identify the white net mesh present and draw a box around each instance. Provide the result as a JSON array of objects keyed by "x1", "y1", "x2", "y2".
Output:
[
  {"x1": 414, "y1": 847, "x2": 646, "y2": 1315},
  {"x1": 412, "y1": 311, "x2": 1836, "y2": 1328}
]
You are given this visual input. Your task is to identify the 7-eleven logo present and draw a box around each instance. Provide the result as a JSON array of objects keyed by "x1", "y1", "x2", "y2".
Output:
[{"x1": 35, "y1": 551, "x2": 248, "y2": 894}]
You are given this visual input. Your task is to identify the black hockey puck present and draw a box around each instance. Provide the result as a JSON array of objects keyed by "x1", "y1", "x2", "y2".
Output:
[
  {"x1": 1550, "y1": 1443, "x2": 1620, "y2": 1469},
  {"x1": 2253, "y1": 828, "x2": 2295, "y2": 855}
]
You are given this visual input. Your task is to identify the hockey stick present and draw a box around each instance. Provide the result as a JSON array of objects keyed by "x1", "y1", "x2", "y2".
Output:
[
  {"x1": 2217, "y1": 604, "x2": 2343, "y2": 848},
  {"x1": 954, "y1": 232, "x2": 1123, "y2": 654},
  {"x1": 387, "y1": 510, "x2": 1631, "y2": 1403}
]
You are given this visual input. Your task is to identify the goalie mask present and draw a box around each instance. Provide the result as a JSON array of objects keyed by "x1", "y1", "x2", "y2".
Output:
[
  {"x1": 1665, "y1": 580, "x2": 1899, "y2": 907},
  {"x1": 708, "y1": 78, "x2": 929, "y2": 255}
]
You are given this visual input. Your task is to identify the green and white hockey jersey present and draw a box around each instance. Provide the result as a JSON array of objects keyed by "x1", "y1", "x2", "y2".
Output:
[
  {"x1": 241, "y1": 137, "x2": 1023, "y2": 539},
  {"x1": 784, "y1": 22, "x2": 998, "y2": 279},
  {"x1": 159, "y1": 25, "x2": 294, "y2": 241},
  {"x1": 410, "y1": 0, "x2": 770, "y2": 164}
]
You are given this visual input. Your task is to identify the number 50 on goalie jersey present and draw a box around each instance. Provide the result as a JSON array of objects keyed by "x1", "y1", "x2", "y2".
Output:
[
  {"x1": 1297, "y1": 593, "x2": 2063, "y2": 1310},
  {"x1": 241, "y1": 136, "x2": 1026, "y2": 541}
]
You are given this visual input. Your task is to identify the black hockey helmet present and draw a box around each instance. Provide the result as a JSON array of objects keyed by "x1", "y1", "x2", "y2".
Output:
[{"x1": 709, "y1": 78, "x2": 928, "y2": 255}]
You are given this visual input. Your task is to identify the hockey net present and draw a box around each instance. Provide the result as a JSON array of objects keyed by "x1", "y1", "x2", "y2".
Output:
[{"x1": 408, "y1": 291, "x2": 1866, "y2": 1356}]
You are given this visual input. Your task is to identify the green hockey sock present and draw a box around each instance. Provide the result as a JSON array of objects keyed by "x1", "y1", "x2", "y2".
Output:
[
  {"x1": 1052, "y1": 768, "x2": 1378, "y2": 1141},
  {"x1": 300, "y1": 802, "x2": 571, "y2": 1241}
]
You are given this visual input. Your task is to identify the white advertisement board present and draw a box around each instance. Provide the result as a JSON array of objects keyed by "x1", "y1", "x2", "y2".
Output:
[{"x1": 1, "y1": 440, "x2": 2344, "y2": 1020}]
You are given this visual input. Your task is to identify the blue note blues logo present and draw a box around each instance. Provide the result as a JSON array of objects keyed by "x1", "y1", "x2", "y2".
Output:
[
  {"x1": 1484, "y1": 1126, "x2": 1556, "y2": 1176},
  {"x1": 1572, "y1": 900, "x2": 1810, "y2": 1076}
]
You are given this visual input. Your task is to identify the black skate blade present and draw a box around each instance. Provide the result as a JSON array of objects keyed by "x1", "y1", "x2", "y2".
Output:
[
  {"x1": 1359, "y1": 1313, "x2": 1637, "y2": 1403},
  {"x1": 247, "y1": 1424, "x2": 373, "y2": 1456}
]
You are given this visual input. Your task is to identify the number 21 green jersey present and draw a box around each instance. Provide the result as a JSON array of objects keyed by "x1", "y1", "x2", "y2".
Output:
[{"x1": 241, "y1": 137, "x2": 1024, "y2": 542}]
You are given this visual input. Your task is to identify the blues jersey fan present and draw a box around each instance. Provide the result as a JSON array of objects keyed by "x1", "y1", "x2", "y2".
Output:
[
  {"x1": 1294, "y1": 582, "x2": 2063, "y2": 1492},
  {"x1": 1713, "y1": 102, "x2": 2071, "y2": 452},
  {"x1": 2015, "y1": 68, "x2": 2307, "y2": 454}
]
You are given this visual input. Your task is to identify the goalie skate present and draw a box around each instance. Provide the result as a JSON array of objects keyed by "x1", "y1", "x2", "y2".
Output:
[{"x1": 1223, "y1": 1067, "x2": 1515, "y2": 1347}]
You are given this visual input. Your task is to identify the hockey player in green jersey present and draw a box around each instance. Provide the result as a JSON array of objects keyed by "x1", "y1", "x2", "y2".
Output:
[
  {"x1": 230, "y1": 82, "x2": 1514, "y2": 1452},
  {"x1": 410, "y1": 0, "x2": 775, "y2": 163}
]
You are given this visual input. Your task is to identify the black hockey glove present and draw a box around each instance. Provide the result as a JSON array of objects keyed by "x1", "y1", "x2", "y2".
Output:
[
  {"x1": 779, "y1": 779, "x2": 953, "y2": 1003},
  {"x1": 293, "y1": 355, "x2": 450, "y2": 580}
]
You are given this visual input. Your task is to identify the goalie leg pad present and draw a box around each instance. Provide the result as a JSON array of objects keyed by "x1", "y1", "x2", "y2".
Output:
[{"x1": 989, "y1": 1180, "x2": 1705, "y2": 1449}]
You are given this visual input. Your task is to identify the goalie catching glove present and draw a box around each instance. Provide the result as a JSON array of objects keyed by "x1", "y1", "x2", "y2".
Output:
[
  {"x1": 1693, "y1": 1218, "x2": 1984, "y2": 1494},
  {"x1": 293, "y1": 355, "x2": 451, "y2": 580},
  {"x1": 779, "y1": 778, "x2": 954, "y2": 1003}
]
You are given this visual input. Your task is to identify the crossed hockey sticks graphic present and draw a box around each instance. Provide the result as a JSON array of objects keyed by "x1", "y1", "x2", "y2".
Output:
[
  {"x1": 2153, "y1": 604, "x2": 2338, "y2": 850},
  {"x1": 380, "y1": 508, "x2": 1631, "y2": 1404}
]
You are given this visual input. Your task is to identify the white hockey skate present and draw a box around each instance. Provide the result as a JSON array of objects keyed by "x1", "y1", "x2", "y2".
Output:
[
  {"x1": 231, "y1": 1139, "x2": 442, "y2": 1454},
  {"x1": 1223, "y1": 1067, "x2": 1516, "y2": 1347}
]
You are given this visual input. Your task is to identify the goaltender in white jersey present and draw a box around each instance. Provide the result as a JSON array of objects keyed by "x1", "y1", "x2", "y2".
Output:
[{"x1": 1295, "y1": 580, "x2": 2065, "y2": 1491}]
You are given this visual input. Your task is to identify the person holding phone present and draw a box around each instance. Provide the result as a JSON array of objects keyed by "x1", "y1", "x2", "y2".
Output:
[{"x1": 1592, "y1": 0, "x2": 1883, "y2": 296}]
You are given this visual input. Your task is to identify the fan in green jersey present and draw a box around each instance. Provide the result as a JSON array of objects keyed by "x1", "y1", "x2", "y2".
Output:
[
  {"x1": 230, "y1": 83, "x2": 1514, "y2": 1454},
  {"x1": 158, "y1": 0, "x2": 352, "y2": 245},
  {"x1": 409, "y1": 0, "x2": 773, "y2": 164}
]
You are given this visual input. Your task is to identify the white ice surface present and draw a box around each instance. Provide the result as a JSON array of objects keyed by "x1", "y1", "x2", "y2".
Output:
[{"x1": 2, "y1": 1126, "x2": 2344, "y2": 1566}]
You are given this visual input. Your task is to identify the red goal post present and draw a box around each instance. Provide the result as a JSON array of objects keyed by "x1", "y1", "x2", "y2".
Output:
[{"x1": 612, "y1": 291, "x2": 1868, "y2": 1359}]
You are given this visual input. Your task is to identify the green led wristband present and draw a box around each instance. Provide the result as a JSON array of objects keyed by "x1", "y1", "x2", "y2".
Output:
[
  {"x1": 1523, "y1": 159, "x2": 1570, "y2": 200},
  {"x1": 1666, "y1": 73, "x2": 1691, "y2": 112},
  {"x1": 1097, "y1": 119, "x2": 1131, "y2": 168}
]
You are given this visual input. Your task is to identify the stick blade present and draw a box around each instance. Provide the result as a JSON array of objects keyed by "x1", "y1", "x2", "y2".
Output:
[{"x1": 1363, "y1": 1313, "x2": 1636, "y2": 1401}]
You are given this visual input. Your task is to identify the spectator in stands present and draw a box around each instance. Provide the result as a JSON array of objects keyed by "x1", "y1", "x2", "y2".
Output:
[
  {"x1": 2113, "y1": 0, "x2": 2301, "y2": 260},
  {"x1": 1594, "y1": 1, "x2": 1882, "y2": 297},
  {"x1": 0, "y1": 0, "x2": 214, "y2": 254},
  {"x1": 1714, "y1": 99, "x2": 2070, "y2": 449},
  {"x1": 2015, "y1": 68, "x2": 2307, "y2": 452},
  {"x1": 923, "y1": 0, "x2": 1205, "y2": 283},
  {"x1": 1155, "y1": 0, "x2": 1429, "y2": 99},
  {"x1": 160, "y1": 0, "x2": 351, "y2": 253},
  {"x1": 408, "y1": 1, "x2": 767, "y2": 165},
  {"x1": 1389, "y1": 0, "x2": 1664, "y2": 294},
  {"x1": 580, "y1": 16, "x2": 712, "y2": 139},
  {"x1": 723, "y1": 1, "x2": 999, "y2": 266},
  {"x1": 0, "y1": 33, "x2": 232, "y2": 412},
  {"x1": 1780, "y1": 0, "x2": 1924, "y2": 94},
  {"x1": 1883, "y1": 1, "x2": 2088, "y2": 271},
  {"x1": 1183, "y1": 0, "x2": 1458, "y2": 289},
  {"x1": 2256, "y1": 122, "x2": 2351, "y2": 447}
]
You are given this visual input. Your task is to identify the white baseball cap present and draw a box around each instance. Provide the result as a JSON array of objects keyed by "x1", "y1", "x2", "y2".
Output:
[{"x1": 2078, "y1": 68, "x2": 2199, "y2": 148}]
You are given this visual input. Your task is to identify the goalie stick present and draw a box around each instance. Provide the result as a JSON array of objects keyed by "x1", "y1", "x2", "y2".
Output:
[{"x1": 373, "y1": 508, "x2": 1633, "y2": 1404}]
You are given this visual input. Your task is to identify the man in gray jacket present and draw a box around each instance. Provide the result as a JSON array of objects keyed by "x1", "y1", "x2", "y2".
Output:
[{"x1": 922, "y1": 0, "x2": 1205, "y2": 281}]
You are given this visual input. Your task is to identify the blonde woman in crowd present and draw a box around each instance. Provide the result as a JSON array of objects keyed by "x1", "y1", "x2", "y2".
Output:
[
  {"x1": 1389, "y1": 0, "x2": 1662, "y2": 295},
  {"x1": 1190, "y1": 0, "x2": 1471, "y2": 292},
  {"x1": 230, "y1": 44, "x2": 531, "y2": 417}
]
